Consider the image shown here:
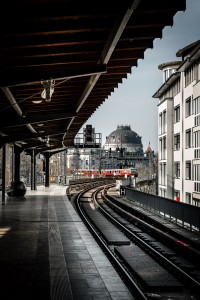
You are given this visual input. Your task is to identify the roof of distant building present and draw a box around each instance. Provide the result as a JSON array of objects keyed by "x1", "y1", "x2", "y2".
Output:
[
  {"x1": 145, "y1": 141, "x2": 153, "y2": 153},
  {"x1": 158, "y1": 61, "x2": 181, "y2": 71},
  {"x1": 104, "y1": 125, "x2": 143, "y2": 152},
  {"x1": 176, "y1": 39, "x2": 200, "y2": 59}
]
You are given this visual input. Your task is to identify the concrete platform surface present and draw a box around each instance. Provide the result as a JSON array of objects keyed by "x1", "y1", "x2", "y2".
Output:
[{"x1": 0, "y1": 185, "x2": 134, "y2": 300}]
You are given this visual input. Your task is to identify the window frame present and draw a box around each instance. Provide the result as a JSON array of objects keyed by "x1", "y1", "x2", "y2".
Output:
[
  {"x1": 174, "y1": 105, "x2": 180, "y2": 123},
  {"x1": 185, "y1": 129, "x2": 192, "y2": 149},
  {"x1": 174, "y1": 133, "x2": 180, "y2": 150},
  {"x1": 185, "y1": 160, "x2": 191, "y2": 180},
  {"x1": 185, "y1": 96, "x2": 192, "y2": 117},
  {"x1": 174, "y1": 161, "x2": 180, "y2": 179}
]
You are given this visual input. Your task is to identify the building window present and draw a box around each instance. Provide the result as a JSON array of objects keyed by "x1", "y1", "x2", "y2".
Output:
[
  {"x1": 163, "y1": 136, "x2": 166, "y2": 159},
  {"x1": 162, "y1": 78, "x2": 180, "y2": 98},
  {"x1": 185, "y1": 129, "x2": 192, "y2": 148},
  {"x1": 164, "y1": 68, "x2": 175, "y2": 81},
  {"x1": 185, "y1": 96, "x2": 192, "y2": 117},
  {"x1": 185, "y1": 192, "x2": 191, "y2": 205},
  {"x1": 185, "y1": 64, "x2": 195, "y2": 87},
  {"x1": 185, "y1": 161, "x2": 191, "y2": 180},
  {"x1": 174, "y1": 105, "x2": 180, "y2": 123},
  {"x1": 194, "y1": 130, "x2": 200, "y2": 158},
  {"x1": 195, "y1": 115, "x2": 200, "y2": 127},
  {"x1": 161, "y1": 163, "x2": 166, "y2": 186},
  {"x1": 164, "y1": 70, "x2": 168, "y2": 82},
  {"x1": 159, "y1": 163, "x2": 162, "y2": 185},
  {"x1": 197, "y1": 62, "x2": 200, "y2": 82},
  {"x1": 194, "y1": 130, "x2": 200, "y2": 147},
  {"x1": 172, "y1": 78, "x2": 180, "y2": 96},
  {"x1": 194, "y1": 96, "x2": 200, "y2": 126},
  {"x1": 159, "y1": 114, "x2": 162, "y2": 135},
  {"x1": 174, "y1": 162, "x2": 180, "y2": 178},
  {"x1": 194, "y1": 148, "x2": 200, "y2": 159},
  {"x1": 159, "y1": 138, "x2": 162, "y2": 159},
  {"x1": 159, "y1": 110, "x2": 166, "y2": 135},
  {"x1": 163, "y1": 110, "x2": 166, "y2": 133},
  {"x1": 194, "y1": 164, "x2": 200, "y2": 193},
  {"x1": 194, "y1": 181, "x2": 200, "y2": 193},
  {"x1": 194, "y1": 164, "x2": 200, "y2": 181},
  {"x1": 174, "y1": 133, "x2": 180, "y2": 150},
  {"x1": 174, "y1": 190, "x2": 180, "y2": 202},
  {"x1": 159, "y1": 188, "x2": 166, "y2": 198},
  {"x1": 159, "y1": 163, "x2": 166, "y2": 186},
  {"x1": 159, "y1": 137, "x2": 167, "y2": 159},
  {"x1": 194, "y1": 96, "x2": 200, "y2": 114}
]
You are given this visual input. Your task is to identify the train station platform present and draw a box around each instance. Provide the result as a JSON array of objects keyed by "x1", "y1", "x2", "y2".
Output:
[{"x1": 0, "y1": 184, "x2": 134, "y2": 300}]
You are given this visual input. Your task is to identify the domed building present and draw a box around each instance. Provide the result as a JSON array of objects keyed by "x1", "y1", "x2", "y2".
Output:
[
  {"x1": 104, "y1": 125, "x2": 143, "y2": 153},
  {"x1": 67, "y1": 124, "x2": 157, "y2": 181}
]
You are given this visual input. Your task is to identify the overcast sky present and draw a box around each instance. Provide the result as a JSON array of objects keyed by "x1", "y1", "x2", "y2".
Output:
[{"x1": 81, "y1": 0, "x2": 200, "y2": 152}]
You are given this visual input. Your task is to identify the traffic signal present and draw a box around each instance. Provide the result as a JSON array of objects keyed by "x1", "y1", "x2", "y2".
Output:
[{"x1": 85, "y1": 125, "x2": 93, "y2": 142}]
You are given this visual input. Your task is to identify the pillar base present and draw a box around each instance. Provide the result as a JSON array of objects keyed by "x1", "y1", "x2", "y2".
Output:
[{"x1": 7, "y1": 181, "x2": 27, "y2": 197}]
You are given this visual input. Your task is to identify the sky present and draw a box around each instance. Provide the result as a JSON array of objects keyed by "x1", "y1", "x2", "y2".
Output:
[{"x1": 81, "y1": 0, "x2": 200, "y2": 152}]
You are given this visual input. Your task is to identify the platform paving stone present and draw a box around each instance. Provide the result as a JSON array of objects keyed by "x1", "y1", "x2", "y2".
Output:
[{"x1": 0, "y1": 185, "x2": 135, "y2": 299}]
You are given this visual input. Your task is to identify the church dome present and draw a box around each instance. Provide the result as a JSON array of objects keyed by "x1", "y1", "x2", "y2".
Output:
[{"x1": 104, "y1": 125, "x2": 143, "y2": 152}]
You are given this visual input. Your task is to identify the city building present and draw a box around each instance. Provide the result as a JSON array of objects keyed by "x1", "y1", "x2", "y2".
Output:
[
  {"x1": 67, "y1": 125, "x2": 156, "y2": 181},
  {"x1": 153, "y1": 40, "x2": 200, "y2": 206},
  {"x1": 104, "y1": 125, "x2": 143, "y2": 152}
]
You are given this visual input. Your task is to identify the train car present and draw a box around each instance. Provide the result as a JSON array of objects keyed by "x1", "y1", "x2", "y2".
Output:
[
  {"x1": 79, "y1": 167, "x2": 138, "y2": 178},
  {"x1": 101, "y1": 168, "x2": 138, "y2": 177},
  {"x1": 79, "y1": 169, "x2": 99, "y2": 177}
]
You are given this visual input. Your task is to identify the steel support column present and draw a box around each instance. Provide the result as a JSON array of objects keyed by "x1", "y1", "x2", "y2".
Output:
[
  {"x1": 31, "y1": 148, "x2": 36, "y2": 190},
  {"x1": 45, "y1": 154, "x2": 50, "y2": 187},
  {"x1": 2, "y1": 144, "x2": 6, "y2": 203},
  {"x1": 14, "y1": 145, "x2": 21, "y2": 182}
]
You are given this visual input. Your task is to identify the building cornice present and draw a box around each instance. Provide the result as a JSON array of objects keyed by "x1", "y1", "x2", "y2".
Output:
[
  {"x1": 153, "y1": 42, "x2": 200, "y2": 99},
  {"x1": 153, "y1": 73, "x2": 181, "y2": 99},
  {"x1": 177, "y1": 47, "x2": 200, "y2": 72}
]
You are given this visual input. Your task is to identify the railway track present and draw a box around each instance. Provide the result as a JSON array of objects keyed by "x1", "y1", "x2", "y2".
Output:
[{"x1": 72, "y1": 182, "x2": 200, "y2": 299}]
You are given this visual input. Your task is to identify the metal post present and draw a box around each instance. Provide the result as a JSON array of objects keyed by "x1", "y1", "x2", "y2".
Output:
[
  {"x1": 31, "y1": 148, "x2": 36, "y2": 190},
  {"x1": 64, "y1": 150, "x2": 67, "y2": 184},
  {"x1": 2, "y1": 144, "x2": 6, "y2": 204},
  {"x1": 33, "y1": 152, "x2": 36, "y2": 190},
  {"x1": 45, "y1": 155, "x2": 50, "y2": 187},
  {"x1": 14, "y1": 145, "x2": 21, "y2": 182}
]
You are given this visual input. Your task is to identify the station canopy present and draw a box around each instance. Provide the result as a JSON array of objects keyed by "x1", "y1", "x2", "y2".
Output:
[{"x1": 0, "y1": 0, "x2": 185, "y2": 154}]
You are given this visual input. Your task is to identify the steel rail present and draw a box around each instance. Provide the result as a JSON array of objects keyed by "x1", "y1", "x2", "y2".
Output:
[
  {"x1": 95, "y1": 190, "x2": 200, "y2": 291},
  {"x1": 76, "y1": 186, "x2": 148, "y2": 300}
]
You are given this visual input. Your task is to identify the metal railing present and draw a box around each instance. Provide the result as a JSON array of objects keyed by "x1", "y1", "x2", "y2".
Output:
[{"x1": 121, "y1": 186, "x2": 200, "y2": 232}]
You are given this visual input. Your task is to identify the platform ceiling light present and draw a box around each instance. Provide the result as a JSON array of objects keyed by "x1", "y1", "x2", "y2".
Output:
[
  {"x1": 32, "y1": 99, "x2": 43, "y2": 104},
  {"x1": 41, "y1": 79, "x2": 55, "y2": 102}
]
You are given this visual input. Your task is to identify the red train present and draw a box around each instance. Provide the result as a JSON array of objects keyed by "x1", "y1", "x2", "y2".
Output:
[{"x1": 78, "y1": 167, "x2": 138, "y2": 178}]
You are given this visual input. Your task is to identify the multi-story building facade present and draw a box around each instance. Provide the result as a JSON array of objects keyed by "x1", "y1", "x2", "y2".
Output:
[{"x1": 153, "y1": 40, "x2": 200, "y2": 206}]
